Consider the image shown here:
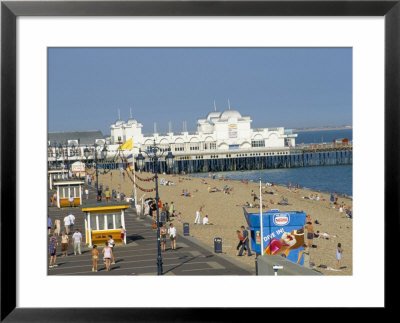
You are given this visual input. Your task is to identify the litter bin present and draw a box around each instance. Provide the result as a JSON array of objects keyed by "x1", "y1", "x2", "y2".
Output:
[
  {"x1": 214, "y1": 237, "x2": 222, "y2": 253},
  {"x1": 183, "y1": 223, "x2": 190, "y2": 236}
]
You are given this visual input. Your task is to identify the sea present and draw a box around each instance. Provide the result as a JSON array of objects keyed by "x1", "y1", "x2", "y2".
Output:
[{"x1": 192, "y1": 129, "x2": 353, "y2": 197}]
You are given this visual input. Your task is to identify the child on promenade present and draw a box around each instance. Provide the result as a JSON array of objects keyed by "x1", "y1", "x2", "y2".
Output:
[
  {"x1": 92, "y1": 245, "x2": 99, "y2": 272},
  {"x1": 336, "y1": 243, "x2": 343, "y2": 269}
]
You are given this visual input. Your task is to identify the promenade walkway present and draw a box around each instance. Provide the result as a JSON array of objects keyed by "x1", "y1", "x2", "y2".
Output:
[{"x1": 47, "y1": 184, "x2": 255, "y2": 275}]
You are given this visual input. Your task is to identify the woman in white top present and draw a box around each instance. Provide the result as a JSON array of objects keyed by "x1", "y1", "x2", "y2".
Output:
[
  {"x1": 102, "y1": 242, "x2": 113, "y2": 271},
  {"x1": 168, "y1": 224, "x2": 177, "y2": 250}
]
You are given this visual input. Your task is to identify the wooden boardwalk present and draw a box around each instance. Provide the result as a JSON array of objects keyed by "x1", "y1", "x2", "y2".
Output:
[{"x1": 47, "y1": 184, "x2": 254, "y2": 276}]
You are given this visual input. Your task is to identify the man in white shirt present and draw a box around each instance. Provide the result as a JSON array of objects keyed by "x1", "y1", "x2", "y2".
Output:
[
  {"x1": 135, "y1": 203, "x2": 142, "y2": 217},
  {"x1": 68, "y1": 212, "x2": 76, "y2": 233},
  {"x1": 68, "y1": 195, "x2": 74, "y2": 207},
  {"x1": 72, "y1": 229, "x2": 82, "y2": 255},
  {"x1": 203, "y1": 215, "x2": 213, "y2": 225},
  {"x1": 194, "y1": 205, "x2": 204, "y2": 224},
  {"x1": 63, "y1": 214, "x2": 71, "y2": 235},
  {"x1": 202, "y1": 215, "x2": 209, "y2": 225}
]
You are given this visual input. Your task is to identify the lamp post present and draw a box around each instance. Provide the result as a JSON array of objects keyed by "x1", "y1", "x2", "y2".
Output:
[
  {"x1": 51, "y1": 141, "x2": 57, "y2": 169},
  {"x1": 84, "y1": 143, "x2": 108, "y2": 193},
  {"x1": 136, "y1": 140, "x2": 174, "y2": 275},
  {"x1": 52, "y1": 141, "x2": 64, "y2": 169},
  {"x1": 58, "y1": 143, "x2": 65, "y2": 170}
]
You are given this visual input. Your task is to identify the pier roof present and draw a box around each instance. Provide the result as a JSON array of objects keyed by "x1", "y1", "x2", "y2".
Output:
[{"x1": 48, "y1": 130, "x2": 104, "y2": 145}]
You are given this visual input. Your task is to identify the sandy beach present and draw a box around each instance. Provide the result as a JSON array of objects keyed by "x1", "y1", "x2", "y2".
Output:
[{"x1": 96, "y1": 170, "x2": 353, "y2": 276}]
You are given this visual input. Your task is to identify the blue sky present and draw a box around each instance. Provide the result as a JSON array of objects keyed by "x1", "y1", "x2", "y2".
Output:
[{"x1": 48, "y1": 47, "x2": 352, "y2": 136}]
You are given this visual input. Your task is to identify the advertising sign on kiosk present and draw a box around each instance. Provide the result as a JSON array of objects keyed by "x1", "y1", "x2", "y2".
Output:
[
  {"x1": 243, "y1": 208, "x2": 307, "y2": 265},
  {"x1": 81, "y1": 202, "x2": 130, "y2": 247}
]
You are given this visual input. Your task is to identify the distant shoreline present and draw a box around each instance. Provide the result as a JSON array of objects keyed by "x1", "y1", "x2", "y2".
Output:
[{"x1": 293, "y1": 126, "x2": 352, "y2": 132}]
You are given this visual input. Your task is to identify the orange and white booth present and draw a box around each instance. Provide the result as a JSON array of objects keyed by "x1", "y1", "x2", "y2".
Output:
[
  {"x1": 53, "y1": 179, "x2": 84, "y2": 208},
  {"x1": 81, "y1": 203, "x2": 129, "y2": 247},
  {"x1": 48, "y1": 169, "x2": 69, "y2": 190}
]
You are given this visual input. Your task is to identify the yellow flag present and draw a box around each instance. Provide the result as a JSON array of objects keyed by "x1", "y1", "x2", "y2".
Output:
[{"x1": 118, "y1": 138, "x2": 133, "y2": 150}]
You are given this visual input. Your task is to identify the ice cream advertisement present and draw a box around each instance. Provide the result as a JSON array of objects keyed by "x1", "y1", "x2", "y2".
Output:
[{"x1": 243, "y1": 208, "x2": 307, "y2": 265}]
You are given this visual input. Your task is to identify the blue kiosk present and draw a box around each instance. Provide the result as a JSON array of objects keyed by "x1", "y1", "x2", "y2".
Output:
[{"x1": 243, "y1": 208, "x2": 307, "y2": 265}]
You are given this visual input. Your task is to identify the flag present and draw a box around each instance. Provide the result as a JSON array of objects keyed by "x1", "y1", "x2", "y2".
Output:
[
  {"x1": 118, "y1": 138, "x2": 133, "y2": 150},
  {"x1": 126, "y1": 153, "x2": 134, "y2": 171}
]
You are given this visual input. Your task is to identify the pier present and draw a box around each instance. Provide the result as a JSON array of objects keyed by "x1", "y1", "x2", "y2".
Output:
[{"x1": 97, "y1": 143, "x2": 352, "y2": 174}]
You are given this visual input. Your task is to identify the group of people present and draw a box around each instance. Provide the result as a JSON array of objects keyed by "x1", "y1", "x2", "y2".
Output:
[
  {"x1": 193, "y1": 205, "x2": 214, "y2": 225},
  {"x1": 49, "y1": 223, "x2": 119, "y2": 272},
  {"x1": 159, "y1": 223, "x2": 177, "y2": 252},
  {"x1": 304, "y1": 214, "x2": 343, "y2": 269},
  {"x1": 48, "y1": 228, "x2": 84, "y2": 268},
  {"x1": 91, "y1": 235, "x2": 117, "y2": 272},
  {"x1": 235, "y1": 226, "x2": 252, "y2": 257}
]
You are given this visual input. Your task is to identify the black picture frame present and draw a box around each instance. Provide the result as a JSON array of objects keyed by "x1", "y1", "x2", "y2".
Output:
[{"x1": 1, "y1": 0, "x2": 396, "y2": 321}]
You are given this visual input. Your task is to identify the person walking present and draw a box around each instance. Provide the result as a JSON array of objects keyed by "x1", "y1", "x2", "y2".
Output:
[
  {"x1": 336, "y1": 243, "x2": 343, "y2": 269},
  {"x1": 102, "y1": 242, "x2": 113, "y2": 271},
  {"x1": 68, "y1": 195, "x2": 75, "y2": 207},
  {"x1": 48, "y1": 216, "x2": 52, "y2": 235},
  {"x1": 72, "y1": 229, "x2": 82, "y2": 255},
  {"x1": 169, "y1": 202, "x2": 174, "y2": 218},
  {"x1": 305, "y1": 221, "x2": 314, "y2": 247},
  {"x1": 136, "y1": 203, "x2": 142, "y2": 217},
  {"x1": 160, "y1": 224, "x2": 167, "y2": 252},
  {"x1": 238, "y1": 226, "x2": 252, "y2": 256},
  {"x1": 236, "y1": 230, "x2": 246, "y2": 256},
  {"x1": 60, "y1": 231, "x2": 69, "y2": 257},
  {"x1": 194, "y1": 205, "x2": 204, "y2": 224},
  {"x1": 54, "y1": 218, "x2": 61, "y2": 236},
  {"x1": 120, "y1": 226, "x2": 126, "y2": 244},
  {"x1": 168, "y1": 223, "x2": 177, "y2": 250},
  {"x1": 49, "y1": 233, "x2": 58, "y2": 268},
  {"x1": 91, "y1": 245, "x2": 99, "y2": 272},
  {"x1": 105, "y1": 189, "x2": 110, "y2": 202},
  {"x1": 108, "y1": 235, "x2": 116, "y2": 264},
  {"x1": 68, "y1": 212, "x2": 76, "y2": 233},
  {"x1": 63, "y1": 214, "x2": 71, "y2": 235},
  {"x1": 53, "y1": 192, "x2": 57, "y2": 206},
  {"x1": 85, "y1": 188, "x2": 89, "y2": 200}
]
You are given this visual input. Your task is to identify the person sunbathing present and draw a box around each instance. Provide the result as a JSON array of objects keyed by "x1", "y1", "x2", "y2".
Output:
[
  {"x1": 208, "y1": 186, "x2": 220, "y2": 193},
  {"x1": 181, "y1": 189, "x2": 191, "y2": 197},
  {"x1": 314, "y1": 231, "x2": 336, "y2": 239}
]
